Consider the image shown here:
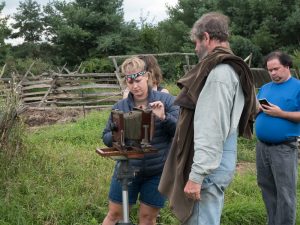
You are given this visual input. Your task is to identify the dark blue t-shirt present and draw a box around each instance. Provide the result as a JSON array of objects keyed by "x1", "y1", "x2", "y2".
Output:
[{"x1": 255, "y1": 77, "x2": 300, "y2": 143}]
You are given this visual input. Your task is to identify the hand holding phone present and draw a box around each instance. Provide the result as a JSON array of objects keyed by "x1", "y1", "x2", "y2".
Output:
[{"x1": 258, "y1": 98, "x2": 271, "y2": 106}]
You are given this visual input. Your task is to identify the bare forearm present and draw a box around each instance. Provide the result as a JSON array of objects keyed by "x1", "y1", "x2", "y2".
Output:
[
  {"x1": 262, "y1": 104, "x2": 300, "y2": 122},
  {"x1": 279, "y1": 111, "x2": 300, "y2": 123}
]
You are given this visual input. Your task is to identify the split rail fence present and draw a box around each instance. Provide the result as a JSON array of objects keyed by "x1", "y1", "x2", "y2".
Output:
[
  {"x1": 2, "y1": 68, "x2": 293, "y2": 111},
  {"x1": 1, "y1": 53, "x2": 299, "y2": 111},
  {"x1": 1, "y1": 71, "x2": 122, "y2": 110}
]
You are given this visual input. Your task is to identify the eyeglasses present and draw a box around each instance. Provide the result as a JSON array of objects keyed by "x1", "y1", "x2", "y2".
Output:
[{"x1": 125, "y1": 71, "x2": 146, "y2": 82}]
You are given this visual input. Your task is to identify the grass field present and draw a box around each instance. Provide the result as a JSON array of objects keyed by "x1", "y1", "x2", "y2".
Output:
[{"x1": 1, "y1": 103, "x2": 300, "y2": 224}]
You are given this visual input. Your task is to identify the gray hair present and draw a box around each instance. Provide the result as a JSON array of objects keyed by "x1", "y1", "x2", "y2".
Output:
[{"x1": 191, "y1": 12, "x2": 230, "y2": 42}]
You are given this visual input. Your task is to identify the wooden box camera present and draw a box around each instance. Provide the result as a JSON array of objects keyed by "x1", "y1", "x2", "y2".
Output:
[{"x1": 110, "y1": 108, "x2": 155, "y2": 151}]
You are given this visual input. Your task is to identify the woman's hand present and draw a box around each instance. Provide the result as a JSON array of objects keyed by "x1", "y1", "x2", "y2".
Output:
[{"x1": 149, "y1": 101, "x2": 166, "y2": 121}]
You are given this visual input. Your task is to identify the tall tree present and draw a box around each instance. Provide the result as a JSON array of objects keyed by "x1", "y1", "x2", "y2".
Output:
[
  {"x1": 43, "y1": 0, "x2": 140, "y2": 65},
  {"x1": 219, "y1": 0, "x2": 300, "y2": 55},
  {"x1": 158, "y1": 0, "x2": 300, "y2": 66},
  {"x1": 0, "y1": 2, "x2": 11, "y2": 46},
  {"x1": 10, "y1": 0, "x2": 44, "y2": 43},
  {"x1": 156, "y1": 0, "x2": 218, "y2": 53},
  {"x1": 0, "y1": 2, "x2": 12, "y2": 65}
]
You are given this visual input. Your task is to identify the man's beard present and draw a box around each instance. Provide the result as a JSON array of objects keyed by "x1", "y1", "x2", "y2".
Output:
[{"x1": 196, "y1": 46, "x2": 208, "y2": 61}]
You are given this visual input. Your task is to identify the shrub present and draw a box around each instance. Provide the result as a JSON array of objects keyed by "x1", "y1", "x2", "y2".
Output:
[
  {"x1": 0, "y1": 78, "x2": 25, "y2": 157},
  {"x1": 3, "y1": 57, "x2": 53, "y2": 77},
  {"x1": 291, "y1": 49, "x2": 300, "y2": 77},
  {"x1": 230, "y1": 35, "x2": 262, "y2": 67},
  {"x1": 81, "y1": 58, "x2": 114, "y2": 73}
]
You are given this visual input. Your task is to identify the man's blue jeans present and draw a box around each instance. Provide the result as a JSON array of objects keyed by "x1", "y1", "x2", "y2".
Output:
[
  {"x1": 256, "y1": 140, "x2": 298, "y2": 225},
  {"x1": 183, "y1": 131, "x2": 237, "y2": 225}
]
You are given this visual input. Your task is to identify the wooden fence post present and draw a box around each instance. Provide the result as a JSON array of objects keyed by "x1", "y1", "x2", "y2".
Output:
[
  {"x1": 38, "y1": 74, "x2": 57, "y2": 107},
  {"x1": 111, "y1": 57, "x2": 125, "y2": 90}
]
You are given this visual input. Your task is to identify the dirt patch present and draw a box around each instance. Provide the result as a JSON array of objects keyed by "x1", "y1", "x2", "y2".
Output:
[
  {"x1": 236, "y1": 162, "x2": 256, "y2": 174},
  {"x1": 21, "y1": 108, "x2": 87, "y2": 127}
]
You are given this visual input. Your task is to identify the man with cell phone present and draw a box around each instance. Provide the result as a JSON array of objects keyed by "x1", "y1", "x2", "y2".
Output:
[
  {"x1": 258, "y1": 98, "x2": 270, "y2": 107},
  {"x1": 255, "y1": 51, "x2": 300, "y2": 225}
]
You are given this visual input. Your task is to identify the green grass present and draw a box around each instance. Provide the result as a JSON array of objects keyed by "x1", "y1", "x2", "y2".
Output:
[
  {"x1": 222, "y1": 171, "x2": 266, "y2": 225},
  {"x1": 164, "y1": 82, "x2": 180, "y2": 96},
  {"x1": 237, "y1": 136, "x2": 257, "y2": 162},
  {"x1": 0, "y1": 111, "x2": 113, "y2": 224},
  {"x1": 1, "y1": 107, "x2": 300, "y2": 225}
]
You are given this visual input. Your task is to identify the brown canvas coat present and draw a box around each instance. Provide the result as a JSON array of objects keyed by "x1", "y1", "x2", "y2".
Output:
[{"x1": 158, "y1": 47, "x2": 256, "y2": 223}]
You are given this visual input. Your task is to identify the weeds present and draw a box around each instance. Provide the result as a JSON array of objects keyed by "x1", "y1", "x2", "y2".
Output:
[
  {"x1": 0, "y1": 109, "x2": 300, "y2": 224},
  {"x1": 0, "y1": 77, "x2": 25, "y2": 157}
]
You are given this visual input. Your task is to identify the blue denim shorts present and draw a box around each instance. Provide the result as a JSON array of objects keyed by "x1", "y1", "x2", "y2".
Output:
[{"x1": 109, "y1": 170, "x2": 166, "y2": 208}]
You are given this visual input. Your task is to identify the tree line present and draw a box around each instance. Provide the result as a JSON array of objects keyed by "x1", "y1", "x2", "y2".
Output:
[{"x1": 0, "y1": 0, "x2": 299, "y2": 79}]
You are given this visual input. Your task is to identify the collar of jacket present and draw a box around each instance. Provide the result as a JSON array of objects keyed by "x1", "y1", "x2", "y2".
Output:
[
  {"x1": 174, "y1": 46, "x2": 256, "y2": 139},
  {"x1": 127, "y1": 86, "x2": 154, "y2": 109}
]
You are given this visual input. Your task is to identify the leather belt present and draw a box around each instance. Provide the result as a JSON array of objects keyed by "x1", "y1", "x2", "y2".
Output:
[{"x1": 260, "y1": 137, "x2": 298, "y2": 146}]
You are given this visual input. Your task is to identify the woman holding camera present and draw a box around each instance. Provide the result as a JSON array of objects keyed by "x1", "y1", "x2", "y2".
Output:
[{"x1": 102, "y1": 57, "x2": 179, "y2": 225}]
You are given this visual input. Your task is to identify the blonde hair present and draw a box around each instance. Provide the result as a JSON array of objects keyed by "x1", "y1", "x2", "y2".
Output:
[{"x1": 120, "y1": 57, "x2": 152, "y2": 86}]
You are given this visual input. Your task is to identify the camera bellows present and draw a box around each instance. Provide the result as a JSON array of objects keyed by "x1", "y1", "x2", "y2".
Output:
[{"x1": 123, "y1": 111, "x2": 142, "y2": 140}]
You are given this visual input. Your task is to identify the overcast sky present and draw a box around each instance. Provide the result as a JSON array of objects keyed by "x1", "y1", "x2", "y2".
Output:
[
  {"x1": 2, "y1": 0, "x2": 178, "y2": 24},
  {"x1": 1, "y1": 0, "x2": 178, "y2": 44},
  {"x1": 123, "y1": 0, "x2": 178, "y2": 24}
]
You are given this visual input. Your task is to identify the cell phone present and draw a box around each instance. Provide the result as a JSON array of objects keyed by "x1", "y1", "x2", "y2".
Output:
[{"x1": 258, "y1": 98, "x2": 270, "y2": 106}]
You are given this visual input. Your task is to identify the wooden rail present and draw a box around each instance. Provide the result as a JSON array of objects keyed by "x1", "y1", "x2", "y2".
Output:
[
  {"x1": 1, "y1": 53, "x2": 299, "y2": 111},
  {"x1": 2, "y1": 71, "x2": 122, "y2": 109}
]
